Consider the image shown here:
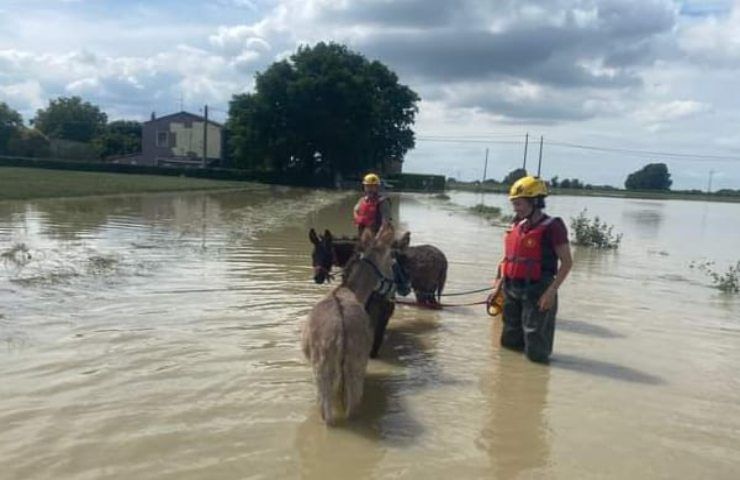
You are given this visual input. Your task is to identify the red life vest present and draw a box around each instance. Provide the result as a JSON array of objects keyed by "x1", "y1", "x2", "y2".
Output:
[
  {"x1": 503, "y1": 216, "x2": 555, "y2": 281},
  {"x1": 354, "y1": 195, "x2": 383, "y2": 229}
]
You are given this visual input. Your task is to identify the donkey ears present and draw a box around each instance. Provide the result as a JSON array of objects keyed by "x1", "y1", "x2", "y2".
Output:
[
  {"x1": 323, "y1": 230, "x2": 333, "y2": 243},
  {"x1": 398, "y1": 231, "x2": 410, "y2": 249},
  {"x1": 359, "y1": 227, "x2": 374, "y2": 250},
  {"x1": 375, "y1": 222, "x2": 395, "y2": 247},
  {"x1": 309, "y1": 228, "x2": 320, "y2": 245}
]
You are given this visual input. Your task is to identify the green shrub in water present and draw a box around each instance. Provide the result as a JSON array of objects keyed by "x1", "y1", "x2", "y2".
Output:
[
  {"x1": 1, "y1": 243, "x2": 32, "y2": 267},
  {"x1": 470, "y1": 204, "x2": 502, "y2": 219},
  {"x1": 570, "y1": 209, "x2": 622, "y2": 249},
  {"x1": 690, "y1": 260, "x2": 740, "y2": 293},
  {"x1": 500, "y1": 214, "x2": 516, "y2": 224}
]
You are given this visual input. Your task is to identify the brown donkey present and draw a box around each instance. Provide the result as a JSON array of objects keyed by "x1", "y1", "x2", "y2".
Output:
[
  {"x1": 394, "y1": 232, "x2": 448, "y2": 306},
  {"x1": 302, "y1": 225, "x2": 395, "y2": 425}
]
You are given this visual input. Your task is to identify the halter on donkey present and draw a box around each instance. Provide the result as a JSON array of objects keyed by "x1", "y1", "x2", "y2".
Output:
[{"x1": 302, "y1": 225, "x2": 396, "y2": 424}]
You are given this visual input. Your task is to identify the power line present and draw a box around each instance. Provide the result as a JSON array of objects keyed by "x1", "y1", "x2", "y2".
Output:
[
  {"x1": 547, "y1": 139, "x2": 740, "y2": 162},
  {"x1": 414, "y1": 134, "x2": 740, "y2": 163},
  {"x1": 416, "y1": 137, "x2": 521, "y2": 145}
]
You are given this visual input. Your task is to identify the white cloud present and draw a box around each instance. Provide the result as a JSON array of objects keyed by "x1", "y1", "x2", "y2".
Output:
[
  {"x1": 634, "y1": 99, "x2": 711, "y2": 125},
  {"x1": 0, "y1": 80, "x2": 45, "y2": 113},
  {"x1": 679, "y1": 0, "x2": 740, "y2": 66},
  {"x1": 1, "y1": 0, "x2": 740, "y2": 187}
]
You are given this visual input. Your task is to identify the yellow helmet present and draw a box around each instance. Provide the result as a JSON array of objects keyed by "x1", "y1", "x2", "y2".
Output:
[
  {"x1": 362, "y1": 173, "x2": 381, "y2": 185},
  {"x1": 509, "y1": 176, "x2": 548, "y2": 199}
]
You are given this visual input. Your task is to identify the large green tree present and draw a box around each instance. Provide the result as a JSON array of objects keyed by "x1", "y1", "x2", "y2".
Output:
[
  {"x1": 32, "y1": 96, "x2": 107, "y2": 143},
  {"x1": 94, "y1": 120, "x2": 142, "y2": 159},
  {"x1": 625, "y1": 163, "x2": 672, "y2": 190},
  {"x1": 502, "y1": 168, "x2": 528, "y2": 186},
  {"x1": 0, "y1": 102, "x2": 24, "y2": 154},
  {"x1": 227, "y1": 42, "x2": 419, "y2": 177}
]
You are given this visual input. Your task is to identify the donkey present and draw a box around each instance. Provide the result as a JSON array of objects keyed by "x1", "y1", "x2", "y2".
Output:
[
  {"x1": 393, "y1": 232, "x2": 448, "y2": 306},
  {"x1": 301, "y1": 225, "x2": 396, "y2": 425},
  {"x1": 309, "y1": 229, "x2": 394, "y2": 358}
]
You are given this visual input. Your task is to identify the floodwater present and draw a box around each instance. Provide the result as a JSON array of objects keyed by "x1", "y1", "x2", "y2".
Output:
[{"x1": 1, "y1": 185, "x2": 738, "y2": 479}]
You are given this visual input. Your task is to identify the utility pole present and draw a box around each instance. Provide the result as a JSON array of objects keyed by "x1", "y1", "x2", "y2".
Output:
[
  {"x1": 522, "y1": 133, "x2": 529, "y2": 171},
  {"x1": 536, "y1": 135, "x2": 544, "y2": 177},
  {"x1": 707, "y1": 169, "x2": 715, "y2": 194},
  {"x1": 202, "y1": 104, "x2": 208, "y2": 168},
  {"x1": 482, "y1": 148, "x2": 489, "y2": 183}
]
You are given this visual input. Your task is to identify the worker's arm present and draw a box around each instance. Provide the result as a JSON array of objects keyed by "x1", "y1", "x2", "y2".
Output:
[
  {"x1": 379, "y1": 197, "x2": 392, "y2": 224},
  {"x1": 491, "y1": 254, "x2": 505, "y2": 289},
  {"x1": 538, "y1": 242, "x2": 573, "y2": 311}
]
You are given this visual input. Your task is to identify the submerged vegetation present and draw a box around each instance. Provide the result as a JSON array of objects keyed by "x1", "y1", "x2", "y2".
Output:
[
  {"x1": 690, "y1": 260, "x2": 740, "y2": 293},
  {"x1": 469, "y1": 203, "x2": 502, "y2": 219},
  {"x1": 1, "y1": 243, "x2": 32, "y2": 267},
  {"x1": 570, "y1": 209, "x2": 622, "y2": 249}
]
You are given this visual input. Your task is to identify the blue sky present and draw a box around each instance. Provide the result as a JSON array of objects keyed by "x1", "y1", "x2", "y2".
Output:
[{"x1": 1, "y1": 0, "x2": 740, "y2": 189}]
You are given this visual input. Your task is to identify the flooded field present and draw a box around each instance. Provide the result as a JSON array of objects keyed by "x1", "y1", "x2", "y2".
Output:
[{"x1": 1, "y1": 185, "x2": 739, "y2": 479}]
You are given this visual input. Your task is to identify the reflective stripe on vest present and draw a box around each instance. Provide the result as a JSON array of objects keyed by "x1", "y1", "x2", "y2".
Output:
[{"x1": 503, "y1": 216, "x2": 555, "y2": 282}]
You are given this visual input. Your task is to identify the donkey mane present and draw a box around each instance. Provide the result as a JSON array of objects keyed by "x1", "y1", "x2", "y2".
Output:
[{"x1": 339, "y1": 252, "x2": 362, "y2": 286}]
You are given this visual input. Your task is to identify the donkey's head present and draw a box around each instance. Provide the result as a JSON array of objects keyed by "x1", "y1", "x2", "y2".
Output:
[
  {"x1": 392, "y1": 231, "x2": 412, "y2": 268},
  {"x1": 348, "y1": 223, "x2": 396, "y2": 294},
  {"x1": 309, "y1": 228, "x2": 334, "y2": 284}
]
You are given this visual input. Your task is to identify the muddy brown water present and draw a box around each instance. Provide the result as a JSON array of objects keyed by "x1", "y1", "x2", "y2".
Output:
[{"x1": 1, "y1": 186, "x2": 738, "y2": 479}]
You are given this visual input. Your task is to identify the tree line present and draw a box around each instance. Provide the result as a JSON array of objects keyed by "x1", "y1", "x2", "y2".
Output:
[
  {"x1": 1, "y1": 42, "x2": 420, "y2": 180},
  {"x1": 453, "y1": 163, "x2": 740, "y2": 195},
  {"x1": 1, "y1": 97, "x2": 142, "y2": 160}
]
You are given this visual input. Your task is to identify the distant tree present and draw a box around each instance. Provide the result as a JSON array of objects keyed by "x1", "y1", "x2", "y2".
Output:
[
  {"x1": 228, "y1": 42, "x2": 419, "y2": 177},
  {"x1": 6, "y1": 128, "x2": 50, "y2": 157},
  {"x1": 550, "y1": 175, "x2": 559, "y2": 188},
  {"x1": 32, "y1": 96, "x2": 107, "y2": 143},
  {"x1": 625, "y1": 163, "x2": 672, "y2": 191},
  {"x1": 558, "y1": 177, "x2": 586, "y2": 189},
  {"x1": 502, "y1": 168, "x2": 528, "y2": 186},
  {"x1": 0, "y1": 102, "x2": 24, "y2": 154},
  {"x1": 93, "y1": 120, "x2": 142, "y2": 158}
]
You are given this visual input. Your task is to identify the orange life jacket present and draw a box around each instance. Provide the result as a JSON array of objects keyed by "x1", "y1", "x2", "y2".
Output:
[
  {"x1": 503, "y1": 216, "x2": 555, "y2": 281},
  {"x1": 354, "y1": 195, "x2": 384, "y2": 229}
]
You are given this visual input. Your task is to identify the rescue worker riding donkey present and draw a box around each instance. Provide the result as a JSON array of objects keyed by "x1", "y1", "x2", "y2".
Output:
[
  {"x1": 353, "y1": 173, "x2": 391, "y2": 236},
  {"x1": 352, "y1": 173, "x2": 399, "y2": 357},
  {"x1": 491, "y1": 176, "x2": 573, "y2": 364}
]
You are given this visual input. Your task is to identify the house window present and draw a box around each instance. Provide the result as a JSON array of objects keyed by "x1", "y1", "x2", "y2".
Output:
[{"x1": 156, "y1": 131, "x2": 169, "y2": 147}]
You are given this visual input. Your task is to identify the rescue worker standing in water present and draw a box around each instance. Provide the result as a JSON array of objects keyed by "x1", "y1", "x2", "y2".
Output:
[
  {"x1": 491, "y1": 176, "x2": 573, "y2": 363},
  {"x1": 354, "y1": 173, "x2": 392, "y2": 235}
]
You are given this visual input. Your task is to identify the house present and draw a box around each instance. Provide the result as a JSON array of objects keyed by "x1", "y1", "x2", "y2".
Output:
[{"x1": 113, "y1": 111, "x2": 224, "y2": 167}]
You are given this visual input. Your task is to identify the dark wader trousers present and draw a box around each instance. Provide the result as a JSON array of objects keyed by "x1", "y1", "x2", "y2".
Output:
[{"x1": 501, "y1": 279, "x2": 557, "y2": 363}]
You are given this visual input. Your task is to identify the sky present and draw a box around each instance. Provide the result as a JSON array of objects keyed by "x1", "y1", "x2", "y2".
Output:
[{"x1": 1, "y1": 0, "x2": 740, "y2": 189}]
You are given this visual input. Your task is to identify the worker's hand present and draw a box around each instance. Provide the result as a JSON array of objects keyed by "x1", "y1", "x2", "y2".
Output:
[
  {"x1": 490, "y1": 278, "x2": 502, "y2": 293},
  {"x1": 538, "y1": 288, "x2": 556, "y2": 311}
]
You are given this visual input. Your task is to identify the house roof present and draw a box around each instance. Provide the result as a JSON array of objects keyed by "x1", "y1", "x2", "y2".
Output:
[{"x1": 144, "y1": 110, "x2": 223, "y2": 128}]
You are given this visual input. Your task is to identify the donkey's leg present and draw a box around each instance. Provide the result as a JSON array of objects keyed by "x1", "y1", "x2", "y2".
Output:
[
  {"x1": 370, "y1": 296, "x2": 394, "y2": 358},
  {"x1": 435, "y1": 267, "x2": 447, "y2": 305}
]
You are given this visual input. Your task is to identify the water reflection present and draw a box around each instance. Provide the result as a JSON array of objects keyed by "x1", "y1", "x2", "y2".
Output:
[
  {"x1": 551, "y1": 353, "x2": 664, "y2": 385},
  {"x1": 557, "y1": 318, "x2": 625, "y2": 339},
  {"x1": 295, "y1": 366, "x2": 424, "y2": 480},
  {"x1": 477, "y1": 323, "x2": 551, "y2": 478},
  {"x1": 621, "y1": 201, "x2": 665, "y2": 238},
  {"x1": 571, "y1": 246, "x2": 619, "y2": 276}
]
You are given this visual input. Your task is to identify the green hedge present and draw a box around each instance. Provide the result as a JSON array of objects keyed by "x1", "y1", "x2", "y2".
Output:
[
  {"x1": 0, "y1": 156, "x2": 332, "y2": 187},
  {"x1": 385, "y1": 173, "x2": 446, "y2": 192}
]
